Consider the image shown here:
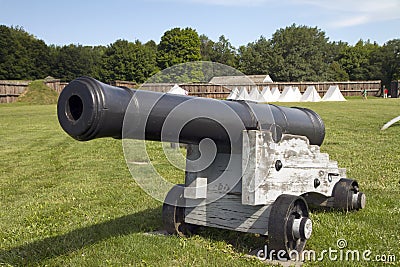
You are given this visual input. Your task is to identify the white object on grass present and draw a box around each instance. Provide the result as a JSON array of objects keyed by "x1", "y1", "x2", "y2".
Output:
[{"x1": 381, "y1": 115, "x2": 400, "y2": 130}]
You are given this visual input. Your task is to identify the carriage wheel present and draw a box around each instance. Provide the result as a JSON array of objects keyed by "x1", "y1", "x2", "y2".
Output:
[
  {"x1": 162, "y1": 184, "x2": 198, "y2": 236},
  {"x1": 268, "y1": 194, "x2": 312, "y2": 260},
  {"x1": 333, "y1": 178, "x2": 366, "y2": 211}
]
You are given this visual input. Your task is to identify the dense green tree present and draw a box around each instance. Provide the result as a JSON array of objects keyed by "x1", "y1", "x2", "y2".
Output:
[
  {"x1": 101, "y1": 39, "x2": 158, "y2": 83},
  {"x1": 156, "y1": 27, "x2": 201, "y2": 70},
  {"x1": 90, "y1": 45, "x2": 107, "y2": 80},
  {"x1": 144, "y1": 40, "x2": 157, "y2": 51},
  {"x1": 1, "y1": 24, "x2": 399, "y2": 84},
  {"x1": 143, "y1": 40, "x2": 159, "y2": 79},
  {"x1": 0, "y1": 25, "x2": 50, "y2": 80},
  {"x1": 372, "y1": 39, "x2": 400, "y2": 86},
  {"x1": 337, "y1": 40, "x2": 380, "y2": 81},
  {"x1": 209, "y1": 35, "x2": 237, "y2": 67},
  {"x1": 154, "y1": 28, "x2": 202, "y2": 83},
  {"x1": 11, "y1": 27, "x2": 51, "y2": 79},
  {"x1": 199, "y1": 34, "x2": 214, "y2": 61},
  {"x1": 269, "y1": 24, "x2": 331, "y2": 82},
  {"x1": 0, "y1": 25, "x2": 24, "y2": 79},
  {"x1": 199, "y1": 34, "x2": 240, "y2": 79},
  {"x1": 50, "y1": 44, "x2": 102, "y2": 82},
  {"x1": 325, "y1": 61, "x2": 349, "y2": 81},
  {"x1": 101, "y1": 40, "x2": 132, "y2": 81},
  {"x1": 238, "y1": 36, "x2": 272, "y2": 75},
  {"x1": 135, "y1": 40, "x2": 158, "y2": 82}
]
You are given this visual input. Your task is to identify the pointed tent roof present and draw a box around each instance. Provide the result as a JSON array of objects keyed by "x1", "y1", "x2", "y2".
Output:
[
  {"x1": 261, "y1": 86, "x2": 272, "y2": 102},
  {"x1": 168, "y1": 84, "x2": 188, "y2": 95},
  {"x1": 270, "y1": 87, "x2": 281, "y2": 102},
  {"x1": 278, "y1": 86, "x2": 301, "y2": 102},
  {"x1": 263, "y1": 75, "x2": 273, "y2": 83},
  {"x1": 227, "y1": 87, "x2": 240, "y2": 100},
  {"x1": 301, "y1": 86, "x2": 315, "y2": 101},
  {"x1": 237, "y1": 87, "x2": 250, "y2": 100},
  {"x1": 292, "y1": 87, "x2": 302, "y2": 101},
  {"x1": 300, "y1": 86, "x2": 321, "y2": 102},
  {"x1": 278, "y1": 86, "x2": 292, "y2": 100},
  {"x1": 322, "y1": 85, "x2": 346, "y2": 101},
  {"x1": 249, "y1": 87, "x2": 262, "y2": 102}
]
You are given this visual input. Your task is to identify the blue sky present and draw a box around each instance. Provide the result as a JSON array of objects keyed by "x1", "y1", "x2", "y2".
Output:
[{"x1": 0, "y1": 0, "x2": 399, "y2": 47}]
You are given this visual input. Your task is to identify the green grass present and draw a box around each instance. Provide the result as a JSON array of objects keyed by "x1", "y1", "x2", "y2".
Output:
[
  {"x1": 0, "y1": 98, "x2": 399, "y2": 266},
  {"x1": 17, "y1": 80, "x2": 58, "y2": 105}
]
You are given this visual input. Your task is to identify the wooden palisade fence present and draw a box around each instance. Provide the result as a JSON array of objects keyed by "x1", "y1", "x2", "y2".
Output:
[
  {"x1": 142, "y1": 80, "x2": 382, "y2": 99},
  {"x1": 0, "y1": 79, "x2": 382, "y2": 103}
]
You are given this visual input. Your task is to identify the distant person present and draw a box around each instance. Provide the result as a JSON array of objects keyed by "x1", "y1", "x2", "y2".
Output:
[
  {"x1": 362, "y1": 89, "x2": 368, "y2": 100},
  {"x1": 383, "y1": 86, "x2": 388, "y2": 98}
]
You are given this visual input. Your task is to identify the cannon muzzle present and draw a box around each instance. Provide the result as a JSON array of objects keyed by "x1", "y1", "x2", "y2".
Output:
[
  {"x1": 58, "y1": 77, "x2": 325, "y2": 146},
  {"x1": 57, "y1": 77, "x2": 133, "y2": 141}
]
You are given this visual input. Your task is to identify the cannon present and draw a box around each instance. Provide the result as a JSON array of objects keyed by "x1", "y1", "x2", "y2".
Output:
[{"x1": 58, "y1": 77, "x2": 366, "y2": 260}]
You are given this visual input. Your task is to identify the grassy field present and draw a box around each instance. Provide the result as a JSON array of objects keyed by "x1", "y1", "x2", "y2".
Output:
[{"x1": 0, "y1": 98, "x2": 399, "y2": 266}]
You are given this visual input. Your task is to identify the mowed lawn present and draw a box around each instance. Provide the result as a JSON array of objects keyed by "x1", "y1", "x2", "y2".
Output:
[{"x1": 0, "y1": 98, "x2": 399, "y2": 266}]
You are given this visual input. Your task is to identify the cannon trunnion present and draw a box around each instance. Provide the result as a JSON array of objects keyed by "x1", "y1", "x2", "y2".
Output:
[{"x1": 58, "y1": 77, "x2": 365, "y2": 260}]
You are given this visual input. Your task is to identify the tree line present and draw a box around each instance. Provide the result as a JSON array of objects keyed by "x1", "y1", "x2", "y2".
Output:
[{"x1": 0, "y1": 24, "x2": 399, "y2": 87}]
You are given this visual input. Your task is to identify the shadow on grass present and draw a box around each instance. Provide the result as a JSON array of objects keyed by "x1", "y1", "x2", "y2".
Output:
[
  {"x1": 0, "y1": 207, "x2": 271, "y2": 265},
  {"x1": 0, "y1": 207, "x2": 161, "y2": 266},
  {"x1": 1, "y1": 205, "x2": 351, "y2": 265}
]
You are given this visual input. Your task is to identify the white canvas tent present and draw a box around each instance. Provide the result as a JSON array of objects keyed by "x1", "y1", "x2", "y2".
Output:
[
  {"x1": 278, "y1": 86, "x2": 301, "y2": 102},
  {"x1": 168, "y1": 84, "x2": 188, "y2": 95},
  {"x1": 292, "y1": 87, "x2": 302, "y2": 101},
  {"x1": 227, "y1": 87, "x2": 240, "y2": 100},
  {"x1": 261, "y1": 86, "x2": 272, "y2": 102},
  {"x1": 278, "y1": 86, "x2": 291, "y2": 102},
  {"x1": 237, "y1": 87, "x2": 250, "y2": 100},
  {"x1": 249, "y1": 87, "x2": 262, "y2": 102},
  {"x1": 322, "y1": 85, "x2": 346, "y2": 101},
  {"x1": 301, "y1": 86, "x2": 321, "y2": 102},
  {"x1": 263, "y1": 75, "x2": 273, "y2": 83},
  {"x1": 270, "y1": 87, "x2": 281, "y2": 102}
]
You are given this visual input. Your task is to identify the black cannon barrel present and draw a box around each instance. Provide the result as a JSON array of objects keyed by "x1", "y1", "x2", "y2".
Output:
[{"x1": 58, "y1": 77, "x2": 325, "y2": 146}]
